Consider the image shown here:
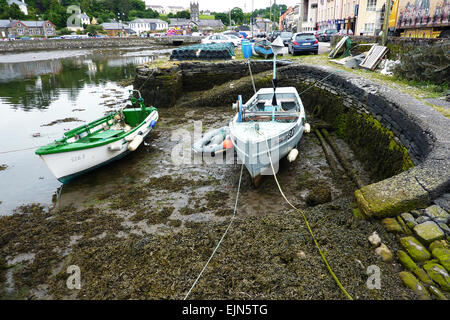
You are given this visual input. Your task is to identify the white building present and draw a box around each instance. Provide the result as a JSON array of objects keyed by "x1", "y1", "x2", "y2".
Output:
[
  {"x1": 286, "y1": 0, "x2": 318, "y2": 32},
  {"x1": 78, "y1": 13, "x2": 90, "y2": 26},
  {"x1": 129, "y1": 18, "x2": 168, "y2": 34},
  {"x1": 6, "y1": 0, "x2": 28, "y2": 16},
  {"x1": 165, "y1": 6, "x2": 186, "y2": 14},
  {"x1": 145, "y1": 4, "x2": 165, "y2": 14}
]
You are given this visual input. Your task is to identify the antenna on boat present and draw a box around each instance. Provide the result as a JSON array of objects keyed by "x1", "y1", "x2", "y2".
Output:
[{"x1": 270, "y1": 37, "x2": 284, "y2": 107}]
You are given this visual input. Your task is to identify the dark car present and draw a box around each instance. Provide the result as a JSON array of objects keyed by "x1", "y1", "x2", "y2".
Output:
[
  {"x1": 269, "y1": 30, "x2": 281, "y2": 41},
  {"x1": 319, "y1": 29, "x2": 338, "y2": 42},
  {"x1": 288, "y1": 33, "x2": 318, "y2": 55},
  {"x1": 280, "y1": 31, "x2": 293, "y2": 46},
  {"x1": 224, "y1": 31, "x2": 241, "y2": 38}
]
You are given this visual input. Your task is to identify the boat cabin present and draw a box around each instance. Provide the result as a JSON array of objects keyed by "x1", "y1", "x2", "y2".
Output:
[{"x1": 240, "y1": 87, "x2": 302, "y2": 123}]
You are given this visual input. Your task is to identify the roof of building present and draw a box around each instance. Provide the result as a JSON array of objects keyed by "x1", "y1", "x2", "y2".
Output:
[
  {"x1": 77, "y1": 13, "x2": 89, "y2": 19},
  {"x1": 0, "y1": 20, "x2": 14, "y2": 28},
  {"x1": 6, "y1": 0, "x2": 28, "y2": 7},
  {"x1": 101, "y1": 22, "x2": 129, "y2": 30},
  {"x1": 0, "y1": 20, "x2": 54, "y2": 28},
  {"x1": 192, "y1": 19, "x2": 224, "y2": 28},
  {"x1": 129, "y1": 18, "x2": 167, "y2": 24},
  {"x1": 21, "y1": 20, "x2": 52, "y2": 27},
  {"x1": 169, "y1": 18, "x2": 190, "y2": 26}
]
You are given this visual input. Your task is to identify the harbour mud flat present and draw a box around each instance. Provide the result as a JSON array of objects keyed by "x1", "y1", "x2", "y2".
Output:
[{"x1": 0, "y1": 104, "x2": 416, "y2": 299}]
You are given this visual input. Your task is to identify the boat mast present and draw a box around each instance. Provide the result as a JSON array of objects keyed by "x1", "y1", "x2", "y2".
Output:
[{"x1": 270, "y1": 37, "x2": 284, "y2": 106}]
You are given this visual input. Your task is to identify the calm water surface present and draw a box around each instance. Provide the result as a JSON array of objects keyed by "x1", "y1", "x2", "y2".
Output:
[{"x1": 0, "y1": 47, "x2": 171, "y2": 215}]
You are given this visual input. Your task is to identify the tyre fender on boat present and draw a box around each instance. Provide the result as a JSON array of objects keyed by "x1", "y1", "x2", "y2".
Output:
[{"x1": 128, "y1": 134, "x2": 144, "y2": 151}]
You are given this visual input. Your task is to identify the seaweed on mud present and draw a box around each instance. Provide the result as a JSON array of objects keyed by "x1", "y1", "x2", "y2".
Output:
[
  {"x1": 0, "y1": 204, "x2": 128, "y2": 299},
  {"x1": 178, "y1": 207, "x2": 198, "y2": 216},
  {"x1": 167, "y1": 220, "x2": 182, "y2": 228},
  {"x1": 205, "y1": 190, "x2": 229, "y2": 209},
  {"x1": 130, "y1": 206, "x2": 175, "y2": 225},
  {"x1": 145, "y1": 175, "x2": 215, "y2": 192},
  {"x1": 305, "y1": 185, "x2": 332, "y2": 207},
  {"x1": 37, "y1": 197, "x2": 416, "y2": 300}
]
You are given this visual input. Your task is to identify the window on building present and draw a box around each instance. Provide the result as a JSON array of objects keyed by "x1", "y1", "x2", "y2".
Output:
[
  {"x1": 364, "y1": 23, "x2": 375, "y2": 34},
  {"x1": 367, "y1": 0, "x2": 377, "y2": 11}
]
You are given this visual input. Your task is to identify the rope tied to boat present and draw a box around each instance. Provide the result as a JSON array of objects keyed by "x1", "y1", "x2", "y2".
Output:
[
  {"x1": 260, "y1": 132, "x2": 353, "y2": 300},
  {"x1": 183, "y1": 163, "x2": 245, "y2": 300}
]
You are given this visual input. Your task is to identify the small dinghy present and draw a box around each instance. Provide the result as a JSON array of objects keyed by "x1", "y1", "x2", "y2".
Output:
[
  {"x1": 229, "y1": 37, "x2": 310, "y2": 185},
  {"x1": 36, "y1": 90, "x2": 158, "y2": 183},
  {"x1": 192, "y1": 126, "x2": 232, "y2": 156},
  {"x1": 254, "y1": 39, "x2": 274, "y2": 59}
]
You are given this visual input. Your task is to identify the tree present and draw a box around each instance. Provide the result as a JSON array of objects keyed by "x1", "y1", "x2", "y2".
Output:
[
  {"x1": 8, "y1": 3, "x2": 27, "y2": 20},
  {"x1": 85, "y1": 24, "x2": 105, "y2": 35},
  {"x1": 231, "y1": 7, "x2": 244, "y2": 25},
  {"x1": 0, "y1": 0, "x2": 9, "y2": 19},
  {"x1": 175, "y1": 10, "x2": 190, "y2": 19},
  {"x1": 214, "y1": 12, "x2": 229, "y2": 26}
]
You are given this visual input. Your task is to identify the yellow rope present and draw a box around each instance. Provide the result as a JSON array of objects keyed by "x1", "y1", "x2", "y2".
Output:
[{"x1": 263, "y1": 135, "x2": 353, "y2": 300}]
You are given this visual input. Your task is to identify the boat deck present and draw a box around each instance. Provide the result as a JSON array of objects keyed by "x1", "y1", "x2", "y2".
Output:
[{"x1": 231, "y1": 122, "x2": 293, "y2": 140}]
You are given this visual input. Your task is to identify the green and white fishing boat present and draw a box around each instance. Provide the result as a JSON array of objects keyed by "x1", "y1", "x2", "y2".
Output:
[{"x1": 36, "y1": 90, "x2": 158, "y2": 183}]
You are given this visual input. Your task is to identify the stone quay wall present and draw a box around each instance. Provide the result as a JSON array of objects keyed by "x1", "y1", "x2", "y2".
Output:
[
  {"x1": 330, "y1": 36, "x2": 449, "y2": 59},
  {"x1": 0, "y1": 36, "x2": 202, "y2": 53}
]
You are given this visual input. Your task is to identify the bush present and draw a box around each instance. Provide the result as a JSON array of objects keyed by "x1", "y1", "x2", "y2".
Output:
[{"x1": 392, "y1": 42, "x2": 450, "y2": 87}]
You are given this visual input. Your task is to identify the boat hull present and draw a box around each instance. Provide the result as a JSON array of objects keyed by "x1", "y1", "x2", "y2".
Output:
[
  {"x1": 40, "y1": 111, "x2": 158, "y2": 183},
  {"x1": 254, "y1": 46, "x2": 274, "y2": 59},
  {"x1": 230, "y1": 121, "x2": 304, "y2": 179}
]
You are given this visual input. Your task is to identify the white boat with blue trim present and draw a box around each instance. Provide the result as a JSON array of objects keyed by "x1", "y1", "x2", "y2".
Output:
[{"x1": 229, "y1": 37, "x2": 310, "y2": 185}]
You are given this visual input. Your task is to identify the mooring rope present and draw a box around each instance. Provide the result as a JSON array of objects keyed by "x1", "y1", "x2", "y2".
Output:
[
  {"x1": 247, "y1": 59, "x2": 257, "y2": 95},
  {"x1": 183, "y1": 163, "x2": 245, "y2": 300},
  {"x1": 261, "y1": 134, "x2": 353, "y2": 300},
  {"x1": 297, "y1": 70, "x2": 340, "y2": 97},
  {"x1": 0, "y1": 145, "x2": 46, "y2": 154}
]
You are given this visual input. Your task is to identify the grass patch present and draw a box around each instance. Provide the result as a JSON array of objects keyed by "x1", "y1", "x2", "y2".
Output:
[{"x1": 290, "y1": 53, "x2": 449, "y2": 118}]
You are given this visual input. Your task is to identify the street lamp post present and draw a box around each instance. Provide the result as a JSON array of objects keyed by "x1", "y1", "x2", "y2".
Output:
[{"x1": 297, "y1": 1, "x2": 302, "y2": 33}]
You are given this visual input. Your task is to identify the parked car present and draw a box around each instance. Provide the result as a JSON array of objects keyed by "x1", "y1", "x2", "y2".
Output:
[
  {"x1": 201, "y1": 34, "x2": 238, "y2": 47},
  {"x1": 280, "y1": 31, "x2": 293, "y2": 46},
  {"x1": 319, "y1": 29, "x2": 338, "y2": 42},
  {"x1": 288, "y1": 33, "x2": 319, "y2": 55},
  {"x1": 314, "y1": 30, "x2": 324, "y2": 39},
  {"x1": 223, "y1": 31, "x2": 240, "y2": 38}
]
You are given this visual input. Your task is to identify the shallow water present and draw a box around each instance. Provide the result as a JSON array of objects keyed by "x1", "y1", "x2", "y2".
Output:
[{"x1": 0, "y1": 47, "x2": 171, "y2": 214}]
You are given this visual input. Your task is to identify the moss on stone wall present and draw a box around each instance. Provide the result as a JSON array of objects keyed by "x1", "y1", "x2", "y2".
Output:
[{"x1": 297, "y1": 85, "x2": 413, "y2": 182}]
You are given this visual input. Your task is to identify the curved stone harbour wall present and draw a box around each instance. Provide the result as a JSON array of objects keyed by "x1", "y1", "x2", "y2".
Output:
[
  {"x1": 134, "y1": 60, "x2": 291, "y2": 108},
  {"x1": 275, "y1": 64, "x2": 449, "y2": 217},
  {"x1": 134, "y1": 61, "x2": 450, "y2": 218}
]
